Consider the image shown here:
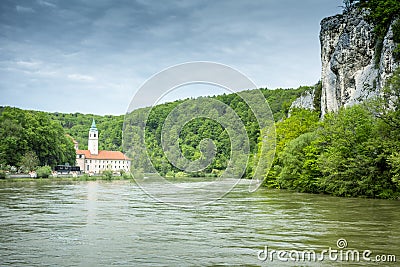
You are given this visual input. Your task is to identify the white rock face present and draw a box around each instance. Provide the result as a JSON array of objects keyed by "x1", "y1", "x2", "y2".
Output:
[
  {"x1": 290, "y1": 90, "x2": 315, "y2": 111},
  {"x1": 320, "y1": 8, "x2": 398, "y2": 116}
]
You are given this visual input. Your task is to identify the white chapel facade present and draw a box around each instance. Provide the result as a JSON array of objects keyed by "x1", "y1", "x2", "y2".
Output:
[{"x1": 76, "y1": 119, "x2": 131, "y2": 174}]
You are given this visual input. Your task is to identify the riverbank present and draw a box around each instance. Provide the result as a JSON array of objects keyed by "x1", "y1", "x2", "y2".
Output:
[{"x1": 0, "y1": 173, "x2": 134, "y2": 183}]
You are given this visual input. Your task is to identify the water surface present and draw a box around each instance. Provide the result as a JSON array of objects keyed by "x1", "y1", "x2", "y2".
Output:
[{"x1": 0, "y1": 180, "x2": 399, "y2": 266}]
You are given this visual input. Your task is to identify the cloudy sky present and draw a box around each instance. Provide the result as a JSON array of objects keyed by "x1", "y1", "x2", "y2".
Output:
[{"x1": 0, "y1": 0, "x2": 342, "y2": 115}]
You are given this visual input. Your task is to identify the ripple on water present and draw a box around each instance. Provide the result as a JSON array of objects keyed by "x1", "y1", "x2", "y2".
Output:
[{"x1": 0, "y1": 180, "x2": 399, "y2": 266}]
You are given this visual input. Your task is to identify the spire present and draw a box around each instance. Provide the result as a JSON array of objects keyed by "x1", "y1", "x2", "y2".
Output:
[
  {"x1": 90, "y1": 119, "x2": 97, "y2": 130},
  {"x1": 88, "y1": 119, "x2": 98, "y2": 155}
]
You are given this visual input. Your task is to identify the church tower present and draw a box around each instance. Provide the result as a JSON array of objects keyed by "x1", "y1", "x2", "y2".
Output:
[{"x1": 88, "y1": 119, "x2": 98, "y2": 155}]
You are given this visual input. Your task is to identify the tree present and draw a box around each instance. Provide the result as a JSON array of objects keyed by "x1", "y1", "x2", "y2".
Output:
[
  {"x1": 389, "y1": 152, "x2": 400, "y2": 189},
  {"x1": 278, "y1": 132, "x2": 321, "y2": 193},
  {"x1": 19, "y1": 151, "x2": 39, "y2": 172},
  {"x1": 0, "y1": 109, "x2": 27, "y2": 166},
  {"x1": 342, "y1": 0, "x2": 360, "y2": 12},
  {"x1": 264, "y1": 109, "x2": 320, "y2": 186},
  {"x1": 36, "y1": 166, "x2": 52, "y2": 178}
]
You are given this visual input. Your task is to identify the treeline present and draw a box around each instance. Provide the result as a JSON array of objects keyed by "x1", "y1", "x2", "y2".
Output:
[
  {"x1": 0, "y1": 85, "x2": 308, "y2": 175},
  {"x1": 265, "y1": 69, "x2": 400, "y2": 199}
]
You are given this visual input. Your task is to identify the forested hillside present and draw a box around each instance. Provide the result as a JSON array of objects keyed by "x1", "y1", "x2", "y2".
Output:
[
  {"x1": 0, "y1": 86, "x2": 309, "y2": 174},
  {"x1": 122, "y1": 86, "x2": 312, "y2": 178},
  {"x1": 48, "y1": 113, "x2": 124, "y2": 152},
  {"x1": 48, "y1": 86, "x2": 309, "y2": 153}
]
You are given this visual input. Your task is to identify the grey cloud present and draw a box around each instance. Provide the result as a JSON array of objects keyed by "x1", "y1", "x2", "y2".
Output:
[
  {"x1": 0, "y1": 0, "x2": 342, "y2": 115},
  {"x1": 15, "y1": 5, "x2": 35, "y2": 13}
]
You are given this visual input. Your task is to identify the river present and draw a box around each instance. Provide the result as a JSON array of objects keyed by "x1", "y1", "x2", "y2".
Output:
[{"x1": 0, "y1": 179, "x2": 399, "y2": 266}]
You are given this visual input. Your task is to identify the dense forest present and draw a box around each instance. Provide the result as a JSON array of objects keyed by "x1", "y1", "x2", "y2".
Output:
[
  {"x1": 122, "y1": 86, "x2": 312, "y2": 178},
  {"x1": 0, "y1": 85, "x2": 309, "y2": 174},
  {"x1": 0, "y1": 108, "x2": 76, "y2": 172}
]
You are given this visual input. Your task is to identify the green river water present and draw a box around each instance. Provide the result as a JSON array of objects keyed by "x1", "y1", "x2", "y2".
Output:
[{"x1": 0, "y1": 179, "x2": 399, "y2": 266}]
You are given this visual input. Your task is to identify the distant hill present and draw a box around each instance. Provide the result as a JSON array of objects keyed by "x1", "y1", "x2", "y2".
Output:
[
  {"x1": 0, "y1": 86, "x2": 310, "y2": 174},
  {"x1": 48, "y1": 112, "x2": 124, "y2": 152},
  {"x1": 49, "y1": 86, "x2": 311, "y2": 152}
]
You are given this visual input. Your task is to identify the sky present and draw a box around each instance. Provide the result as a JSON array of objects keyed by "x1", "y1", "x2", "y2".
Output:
[{"x1": 0, "y1": 0, "x2": 342, "y2": 115}]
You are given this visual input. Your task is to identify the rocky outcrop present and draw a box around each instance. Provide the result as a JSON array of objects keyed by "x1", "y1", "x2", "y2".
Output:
[
  {"x1": 289, "y1": 89, "x2": 315, "y2": 111},
  {"x1": 288, "y1": 88, "x2": 315, "y2": 117},
  {"x1": 320, "y1": 8, "x2": 399, "y2": 116}
]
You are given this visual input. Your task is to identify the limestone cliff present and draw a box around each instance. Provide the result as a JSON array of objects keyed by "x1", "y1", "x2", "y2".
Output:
[
  {"x1": 290, "y1": 90, "x2": 315, "y2": 111},
  {"x1": 320, "y1": 8, "x2": 399, "y2": 116}
]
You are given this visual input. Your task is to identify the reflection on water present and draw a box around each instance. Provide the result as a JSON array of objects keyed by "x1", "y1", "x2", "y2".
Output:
[{"x1": 0, "y1": 180, "x2": 399, "y2": 266}]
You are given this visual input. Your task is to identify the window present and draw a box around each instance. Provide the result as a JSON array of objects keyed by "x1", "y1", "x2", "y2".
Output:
[
  {"x1": 94, "y1": 134, "x2": 96, "y2": 137},
  {"x1": 87, "y1": 165, "x2": 89, "y2": 171}
]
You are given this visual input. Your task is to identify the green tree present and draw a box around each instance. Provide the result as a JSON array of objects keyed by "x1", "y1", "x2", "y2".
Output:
[
  {"x1": 265, "y1": 109, "x2": 320, "y2": 187},
  {"x1": 359, "y1": 0, "x2": 400, "y2": 37},
  {"x1": 278, "y1": 132, "x2": 321, "y2": 193},
  {"x1": 389, "y1": 152, "x2": 400, "y2": 189},
  {"x1": 19, "y1": 151, "x2": 40, "y2": 172},
  {"x1": 102, "y1": 169, "x2": 113, "y2": 180}
]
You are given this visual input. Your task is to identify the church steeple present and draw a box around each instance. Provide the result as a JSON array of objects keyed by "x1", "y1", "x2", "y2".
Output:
[
  {"x1": 88, "y1": 119, "x2": 98, "y2": 155},
  {"x1": 90, "y1": 119, "x2": 97, "y2": 130}
]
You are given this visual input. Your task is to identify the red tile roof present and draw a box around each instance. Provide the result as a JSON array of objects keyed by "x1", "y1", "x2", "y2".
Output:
[{"x1": 76, "y1": 150, "x2": 131, "y2": 160}]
